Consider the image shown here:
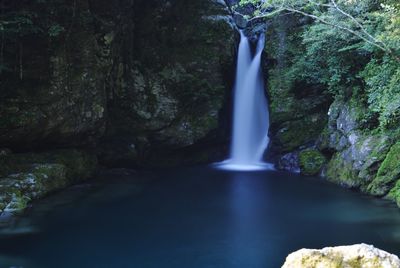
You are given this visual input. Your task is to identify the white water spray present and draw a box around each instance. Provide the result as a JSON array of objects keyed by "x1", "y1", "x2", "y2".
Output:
[{"x1": 216, "y1": 31, "x2": 273, "y2": 171}]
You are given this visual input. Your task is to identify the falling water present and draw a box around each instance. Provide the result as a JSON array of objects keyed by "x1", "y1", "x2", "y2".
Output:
[{"x1": 216, "y1": 31, "x2": 273, "y2": 171}]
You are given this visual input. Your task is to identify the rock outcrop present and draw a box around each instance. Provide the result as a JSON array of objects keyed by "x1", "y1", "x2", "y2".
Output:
[
  {"x1": 98, "y1": 0, "x2": 237, "y2": 166},
  {"x1": 0, "y1": 149, "x2": 97, "y2": 218},
  {"x1": 260, "y1": 12, "x2": 400, "y2": 208},
  {"x1": 0, "y1": 0, "x2": 107, "y2": 150},
  {"x1": 282, "y1": 244, "x2": 400, "y2": 268},
  {"x1": 0, "y1": 0, "x2": 237, "y2": 214},
  {"x1": 263, "y1": 15, "x2": 331, "y2": 174},
  {"x1": 315, "y1": 98, "x2": 400, "y2": 205}
]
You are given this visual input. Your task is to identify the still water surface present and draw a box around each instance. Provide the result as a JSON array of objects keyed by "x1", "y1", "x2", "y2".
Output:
[{"x1": 0, "y1": 166, "x2": 400, "y2": 267}]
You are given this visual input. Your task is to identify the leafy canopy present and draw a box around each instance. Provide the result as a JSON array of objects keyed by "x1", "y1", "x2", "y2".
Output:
[{"x1": 237, "y1": 0, "x2": 400, "y2": 128}]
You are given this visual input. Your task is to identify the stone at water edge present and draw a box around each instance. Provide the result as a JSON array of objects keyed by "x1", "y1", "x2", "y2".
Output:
[{"x1": 282, "y1": 244, "x2": 400, "y2": 268}]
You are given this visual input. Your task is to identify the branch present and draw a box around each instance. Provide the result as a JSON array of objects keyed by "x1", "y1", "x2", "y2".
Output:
[
  {"x1": 330, "y1": 0, "x2": 388, "y2": 50},
  {"x1": 247, "y1": 8, "x2": 285, "y2": 22},
  {"x1": 236, "y1": 0, "x2": 399, "y2": 61},
  {"x1": 284, "y1": 7, "x2": 388, "y2": 52}
]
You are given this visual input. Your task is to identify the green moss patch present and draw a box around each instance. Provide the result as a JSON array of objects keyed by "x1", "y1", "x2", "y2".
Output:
[
  {"x1": 0, "y1": 150, "x2": 97, "y2": 214},
  {"x1": 386, "y1": 180, "x2": 400, "y2": 208},
  {"x1": 299, "y1": 149, "x2": 326, "y2": 176},
  {"x1": 326, "y1": 153, "x2": 362, "y2": 188},
  {"x1": 367, "y1": 142, "x2": 400, "y2": 196}
]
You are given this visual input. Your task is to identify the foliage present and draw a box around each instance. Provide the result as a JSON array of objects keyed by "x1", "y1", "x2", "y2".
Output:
[
  {"x1": 239, "y1": 0, "x2": 400, "y2": 129},
  {"x1": 361, "y1": 56, "x2": 400, "y2": 128},
  {"x1": 0, "y1": 0, "x2": 71, "y2": 75}
]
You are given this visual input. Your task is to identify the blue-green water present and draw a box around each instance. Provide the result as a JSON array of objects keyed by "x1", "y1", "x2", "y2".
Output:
[{"x1": 1, "y1": 166, "x2": 400, "y2": 268}]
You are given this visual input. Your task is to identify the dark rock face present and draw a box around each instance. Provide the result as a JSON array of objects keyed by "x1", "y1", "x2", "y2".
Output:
[
  {"x1": 0, "y1": 0, "x2": 107, "y2": 150},
  {"x1": 0, "y1": 0, "x2": 237, "y2": 165},
  {"x1": 278, "y1": 152, "x2": 300, "y2": 173},
  {"x1": 97, "y1": 0, "x2": 237, "y2": 166},
  {"x1": 0, "y1": 0, "x2": 238, "y2": 214},
  {"x1": 264, "y1": 15, "x2": 331, "y2": 168}
]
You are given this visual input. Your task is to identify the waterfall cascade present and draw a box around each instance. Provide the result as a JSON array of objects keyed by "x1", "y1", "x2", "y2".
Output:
[{"x1": 216, "y1": 31, "x2": 273, "y2": 171}]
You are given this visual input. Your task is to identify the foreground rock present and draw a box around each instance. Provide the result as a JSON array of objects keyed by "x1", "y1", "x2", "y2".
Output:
[{"x1": 282, "y1": 244, "x2": 400, "y2": 268}]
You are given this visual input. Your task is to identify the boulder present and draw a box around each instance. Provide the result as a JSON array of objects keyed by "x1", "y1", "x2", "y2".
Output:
[
  {"x1": 278, "y1": 152, "x2": 300, "y2": 173},
  {"x1": 299, "y1": 149, "x2": 326, "y2": 176},
  {"x1": 282, "y1": 244, "x2": 400, "y2": 268}
]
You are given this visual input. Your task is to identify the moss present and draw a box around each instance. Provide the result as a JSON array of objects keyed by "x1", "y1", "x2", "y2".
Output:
[
  {"x1": 326, "y1": 153, "x2": 362, "y2": 188},
  {"x1": 31, "y1": 164, "x2": 68, "y2": 193},
  {"x1": 0, "y1": 187, "x2": 28, "y2": 213},
  {"x1": 0, "y1": 150, "x2": 97, "y2": 215},
  {"x1": 44, "y1": 150, "x2": 97, "y2": 182},
  {"x1": 316, "y1": 126, "x2": 330, "y2": 151},
  {"x1": 386, "y1": 180, "x2": 400, "y2": 207},
  {"x1": 4, "y1": 193, "x2": 28, "y2": 212},
  {"x1": 4, "y1": 149, "x2": 97, "y2": 182},
  {"x1": 299, "y1": 149, "x2": 326, "y2": 176},
  {"x1": 367, "y1": 142, "x2": 400, "y2": 196},
  {"x1": 274, "y1": 114, "x2": 327, "y2": 152},
  {"x1": 1, "y1": 164, "x2": 67, "y2": 199}
]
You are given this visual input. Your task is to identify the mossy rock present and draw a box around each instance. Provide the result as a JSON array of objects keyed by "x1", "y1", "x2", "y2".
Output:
[
  {"x1": 0, "y1": 149, "x2": 97, "y2": 215},
  {"x1": 367, "y1": 142, "x2": 400, "y2": 196},
  {"x1": 3, "y1": 149, "x2": 97, "y2": 182},
  {"x1": 326, "y1": 153, "x2": 362, "y2": 188},
  {"x1": 273, "y1": 114, "x2": 327, "y2": 153},
  {"x1": 299, "y1": 149, "x2": 326, "y2": 176},
  {"x1": 0, "y1": 193, "x2": 28, "y2": 213},
  {"x1": 0, "y1": 163, "x2": 69, "y2": 213},
  {"x1": 386, "y1": 180, "x2": 400, "y2": 208}
]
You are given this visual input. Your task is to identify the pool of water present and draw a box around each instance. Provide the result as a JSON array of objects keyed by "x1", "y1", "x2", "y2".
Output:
[{"x1": 1, "y1": 166, "x2": 400, "y2": 268}]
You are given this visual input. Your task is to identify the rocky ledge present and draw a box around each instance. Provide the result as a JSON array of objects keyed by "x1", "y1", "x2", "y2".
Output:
[
  {"x1": 0, "y1": 149, "x2": 97, "y2": 220},
  {"x1": 282, "y1": 244, "x2": 400, "y2": 268}
]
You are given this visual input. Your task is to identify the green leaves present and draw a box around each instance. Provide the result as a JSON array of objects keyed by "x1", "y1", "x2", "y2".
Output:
[
  {"x1": 240, "y1": 0, "x2": 400, "y2": 129},
  {"x1": 0, "y1": 11, "x2": 42, "y2": 36},
  {"x1": 48, "y1": 24, "x2": 65, "y2": 37},
  {"x1": 361, "y1": 57, "x2": 400, "y2": 128}
]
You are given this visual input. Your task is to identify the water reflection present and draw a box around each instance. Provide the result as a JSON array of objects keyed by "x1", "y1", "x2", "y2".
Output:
[{"x1": 228, "y1": 172, "x2": 271, "y2": 267}]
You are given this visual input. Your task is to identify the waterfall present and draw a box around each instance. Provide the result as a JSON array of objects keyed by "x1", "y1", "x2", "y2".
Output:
[{"x1": 216, "y1": 31, "x2": 273, "y2": 171}]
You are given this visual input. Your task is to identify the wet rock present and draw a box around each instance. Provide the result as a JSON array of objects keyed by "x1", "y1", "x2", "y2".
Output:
[
  {"x1": 282, "y1": 244, "x2": 400, "y2": 268},
  {"x1": 0, "y1": 149, "x2": 11, "y2": 157},
  {"x1": 0, "y1": 150, "x2": 97, "y2": 215},
  {"x1": 278, "y1": 152, "x2": 300, "y2": 173},
  {"x1": 100, "y1": 0, "x2": 237, "y2": 166},
  {"x1": 233, "y1": 13, "x2": 248, "y2": 28}
]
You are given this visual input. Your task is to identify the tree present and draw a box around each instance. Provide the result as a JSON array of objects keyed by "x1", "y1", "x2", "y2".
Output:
[{"x1": 236, "y1": 0, "x2": 399, "y2": 61}]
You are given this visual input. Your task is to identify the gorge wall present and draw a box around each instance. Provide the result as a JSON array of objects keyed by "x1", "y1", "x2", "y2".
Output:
[
  {"x1": 1, "y1": 0, "x2": 399, "y2": 215},
  {"x1": 0, "y1": 0, "x2": 237, "y2": 214},
  {"x1": 262, "y1": 13, "x2": 400, "y2": 207}
]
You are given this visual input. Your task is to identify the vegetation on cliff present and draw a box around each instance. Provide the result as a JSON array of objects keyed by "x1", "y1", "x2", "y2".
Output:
[
  {"x1": 238, "y1": 0, "x2": 400, "y2": 128},
  {"x1": 237, "y1": 0, "x2": 400, "y2": 206}
]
